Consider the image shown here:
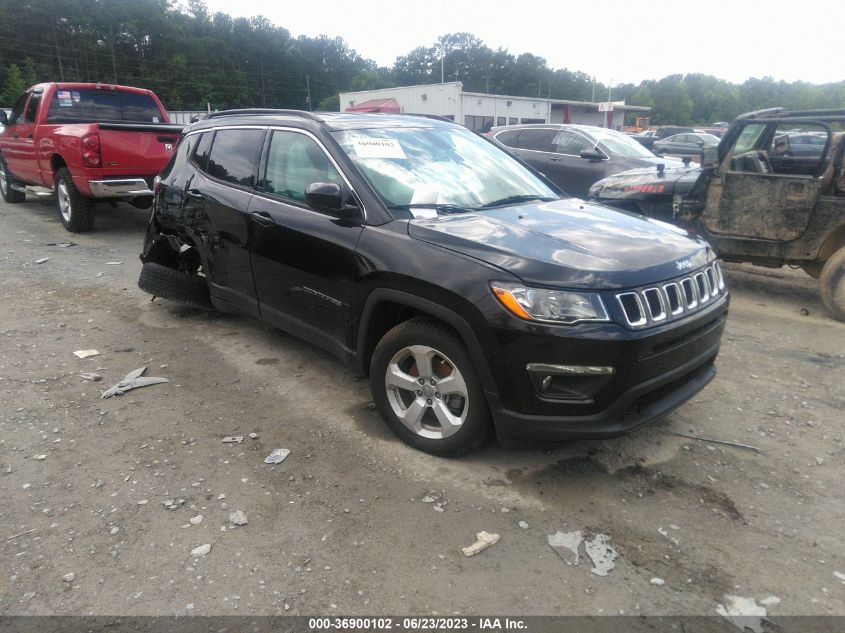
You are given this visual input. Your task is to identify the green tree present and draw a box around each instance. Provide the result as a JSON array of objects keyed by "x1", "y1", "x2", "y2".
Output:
[{"x1": 2, "y1": 65, "x2": 27, "y2": 104}]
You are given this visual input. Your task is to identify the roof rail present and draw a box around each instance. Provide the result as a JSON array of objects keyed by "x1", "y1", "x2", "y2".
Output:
[
  {"x1": 778, "y1": 108, "x2": 845, "y2": 118},
  {"x1": 736, "y1": 107, "x2": 784, "y2": 120},
  {"x1": 205, "y1": 109, "x2": 324, "y2": 122}
]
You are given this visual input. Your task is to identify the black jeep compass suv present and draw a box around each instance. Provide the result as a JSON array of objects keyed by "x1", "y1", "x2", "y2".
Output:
[{"x1": 139, "y1": 110, "x2": 729, "y2": 456}]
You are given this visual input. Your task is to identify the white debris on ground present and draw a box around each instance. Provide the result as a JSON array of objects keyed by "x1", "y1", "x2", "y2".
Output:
[
  {"x1": 716, "y1": 595, "x2": 769, "y2": 633},
  {"x1": 80, "y1": 372, "x2": 102, "y2": 381},
  {"x1": 34, "y1": 257, "x2": 49, "y2": 264},
  {"x1": 760, "y1": 596, "x2": 781, "y2": 606},
  {"x1": 73, "y1": 349, "x2": 100, "y2": 359},
  {"x1": 461, "y1": 531, "x2": 500, "y2": 557},
  {"x1": 221, "y1": 436, "x2": 243, "y2": 444},
  {"x1": 834, "y1": 571, "x2": 845, "y2": 583},
  {"x1": 229, "y1": 510, "x2": 248, "y2": 526},
  {"x1": 62, "y1": 572, "x2": 75, "y2": 583},
  {"x1": 584, "y1": 533, "x2": 618, "y2": 577},
  {"x1": 650, "y1": 577, "x2": 666, "y2": 586},
  {"x1": 190, "y1": 544, "x2": 211, "y2": 557},
  {"x1": 547, "y1": 530, "x2": 583, "y2": 565},
  {"x1": 518, "y1": 521, "x2": 529, "y2": 529},
  {"x1": 101, "y1": 367, "x2": 169, "y2": 398},
  {"x1": 189, "y1": 515, "x2": 203, "y2": 525},
  {"x1": 264, "y1": 448, "x2": 290, "y2": 464},
  {"x1": 547, "y1": 530, "x2": 618, "y2": 577}
]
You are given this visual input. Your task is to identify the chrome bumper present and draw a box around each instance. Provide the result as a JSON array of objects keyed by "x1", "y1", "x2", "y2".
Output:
[{"x1": 88, "y1": 179, "x2": 153, "y2": 198}]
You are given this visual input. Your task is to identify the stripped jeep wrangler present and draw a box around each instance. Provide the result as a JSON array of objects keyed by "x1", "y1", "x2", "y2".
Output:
[{"x1": 589, "y1": 108, "x2": 845, "y2": 320}]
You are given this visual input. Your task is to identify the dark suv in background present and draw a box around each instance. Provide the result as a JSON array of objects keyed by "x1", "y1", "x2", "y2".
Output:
[
  {"x1": 140, "y1": 110, "x2": 728, "y2": 455},
  {"x1": 489, "y1": 123, "x2": 678, "y2": 198}
]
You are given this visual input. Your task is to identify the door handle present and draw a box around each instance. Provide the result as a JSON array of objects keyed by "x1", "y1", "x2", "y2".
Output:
[
  {"x1": 550, "y1": 157, "x2": 562, "y2": 162},
  {"x1": 185, "y1": 188, "x2": 204, "y2": 200},
  {"x1": 26, "y1": 133, "x2": 33, "y2": 140},
  {"x1": 249, "y1": 210, "x2": 274, "y2": 226}
]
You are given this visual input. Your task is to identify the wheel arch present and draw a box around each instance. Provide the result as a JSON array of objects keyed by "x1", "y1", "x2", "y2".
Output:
[
  {"x1": 356, "y1": 288, "x2": 499, "y2": 401},
  {"x1": 817, "y1": 223, "x2": 845, "y2": 263}
]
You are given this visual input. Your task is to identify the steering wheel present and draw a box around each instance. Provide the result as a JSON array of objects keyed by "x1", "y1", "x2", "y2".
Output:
[{"x1": 755, "y1": 150, "x2": 773, "y2": 174}]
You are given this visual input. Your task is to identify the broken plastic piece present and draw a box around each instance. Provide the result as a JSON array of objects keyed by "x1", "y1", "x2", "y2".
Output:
[
  {"x1": 80, "y1": 372, "x2": 102, "y2": 382},
  {"x1": 190, "y1": 543, "x2": 211, "y2": 557},
  {"x1": 716, "y1": 595, "x2": 768, "y2": 633},
  {"x1": 222, "y1": 436, "x2": 244, "y2": 444},
  {"x1": 229, "y1": 510, "x2": 248, "y2": 526},
  {"x1": 74, "y1": 349, "x2": 100, "y2": 359},
  {"x1": 547, "y1": 530, "x2": 583, "y2": 565},
  {"x1": 264, "y1": 448, "x2": 290, "y2": 464},
  {"x1": 461, "y1": 531, "x2": 500, "y2": 557},
  {"x1": 101, "y1": 367, "x2": 168, "y2": 398},
  {"x1": 34, "y1": 257, "x2": 49, "y2": 264},
  {"x1": 584, "y1": 533, "x2": 618, "y2": 577}
]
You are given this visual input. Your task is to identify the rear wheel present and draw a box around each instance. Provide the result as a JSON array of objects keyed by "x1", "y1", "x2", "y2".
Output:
[
  {"x1": 0, "y1": 157, "x2": 26, "y2": 203},
  {"x1": 820, "y1": 246, "x2": 845, "y2": 321},
  {"x1": 369, "y1": 317, "x2": 491, "y2": 456},
  {"x1": 55, "y1": 167, "x2": 95, "y2": 232},
  {"x1": 138, "y1": 261, "x2": 212, "y2": 309}
]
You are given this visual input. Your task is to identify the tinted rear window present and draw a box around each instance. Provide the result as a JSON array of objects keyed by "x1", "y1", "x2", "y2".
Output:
[
  {"x1": 204, "y1": 129, "x2": 265, "y2": 188},
  {"x1": 46, "y1": 89, "x2": 163, "y2": 123}
]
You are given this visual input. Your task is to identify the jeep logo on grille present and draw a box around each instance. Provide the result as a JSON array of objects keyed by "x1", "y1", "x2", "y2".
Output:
[{"x1": 675, "y1": 259, "x2": 693, "y2": 271}]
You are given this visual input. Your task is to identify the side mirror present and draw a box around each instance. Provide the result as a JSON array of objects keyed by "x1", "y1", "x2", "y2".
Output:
[
  {"x1": 305, "y1": 182, "x2": 360, "y2": 217},
  {"x1": 580, "y1": 149, "x2": 606, "y2": 161},
  {"x1": 0, "y1": 110, "x2": 7, "y2": 126},
  {"x1": 701, "y1": 146, "x2": 719, "y2": 168}
]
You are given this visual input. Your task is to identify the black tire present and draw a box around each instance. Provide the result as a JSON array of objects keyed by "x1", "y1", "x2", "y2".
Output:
[
  {"x1": 138, "y1": 261, "x2": 213, "y2": 309},
  {"x1": 369, "y1": 317, "x2": 492, "y2": 456},
  {"x1": 820, "y1": 246, "x2": 845, "y2": 321},
  {"x1": 0, "y1": 157, "x2": 26, "y2": 203},
  {"x1": 55, "y1": 167, "x2": 95, "y2": 232}
]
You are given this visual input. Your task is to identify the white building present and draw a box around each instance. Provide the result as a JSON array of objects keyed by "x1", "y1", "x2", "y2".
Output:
[{"x1": 339, "y1": 82, "x2": 650, "y2": 132}]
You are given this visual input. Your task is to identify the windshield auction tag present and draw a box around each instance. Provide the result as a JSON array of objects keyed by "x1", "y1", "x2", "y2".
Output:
[{"x1": 352, "y1": 138, "x2": 407, "y2": 160}]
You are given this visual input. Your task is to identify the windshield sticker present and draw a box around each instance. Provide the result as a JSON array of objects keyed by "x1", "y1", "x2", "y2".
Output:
[
  {"x1": 152, "y1": 116, "x2": 159, "y2": 123},
  {"x1": 352, "y1": 138, "x2": 407, "y2": 160},
  {"x1": 71, "y1": 90, "x2": 81, "y2": 103}
]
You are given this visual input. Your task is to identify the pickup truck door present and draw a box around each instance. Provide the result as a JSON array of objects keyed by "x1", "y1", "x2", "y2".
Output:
[
  {"x1": 701, "y1": 124, "x2": 823, "y2": 242},
  {"x1": 247, "y1": 129, "x2": 363, "y2": 358},
  {"x1": 2, "y1": 91, "x2": 41, "y2": 184}
]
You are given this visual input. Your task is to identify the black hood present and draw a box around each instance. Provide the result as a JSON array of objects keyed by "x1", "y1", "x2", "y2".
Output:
[
  {"x1": 407, "y1": 198, "x2": 713, "y2": 289},
  {"x1": 588, "y1": 163, "x2": 703, "y2": 200}
]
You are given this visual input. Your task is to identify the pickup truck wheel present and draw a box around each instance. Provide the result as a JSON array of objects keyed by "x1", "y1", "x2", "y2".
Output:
[
  {"x1": 138, "y1": 262, "x2": 212, "y2": 309},
  {"x1": 370, "y1": 317, "x2": 491, "y2": 456},
  {"x1": 55, "y1": 167, "x2": 95, "y2": 232},
  {"x1": 0, "y1": 158, "x2": 26, "y2": 203},
  {"x1": 820, "y1": 247, "x2": 845, "y2": 321}
]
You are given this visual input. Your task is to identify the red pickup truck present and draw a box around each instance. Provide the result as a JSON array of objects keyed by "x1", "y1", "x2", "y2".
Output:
[{"x1": 0, "y1": 82, "x2": 182, "y2": 232}]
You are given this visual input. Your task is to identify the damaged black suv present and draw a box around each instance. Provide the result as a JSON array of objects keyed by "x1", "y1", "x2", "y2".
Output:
[{"x1": 139, "y1": 110, "x2": 728, "y2": 456}]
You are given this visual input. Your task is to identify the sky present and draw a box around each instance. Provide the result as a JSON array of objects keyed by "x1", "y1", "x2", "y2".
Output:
[{"x1": 199, "y1": 0, "x2": 844, "y2": 86}]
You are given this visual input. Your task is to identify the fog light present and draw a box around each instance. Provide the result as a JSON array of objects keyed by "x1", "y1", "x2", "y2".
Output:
[{"x1": 526, "y1": 364, "x2": 615, "y2": 402}]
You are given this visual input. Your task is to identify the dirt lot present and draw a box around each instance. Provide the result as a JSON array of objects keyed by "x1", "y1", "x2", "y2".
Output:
[{"x1": 1, "y1": 196, "x2": 844, "y2": 619}]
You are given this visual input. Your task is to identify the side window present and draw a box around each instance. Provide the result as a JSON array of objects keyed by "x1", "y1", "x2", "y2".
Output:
[
  {"x1": 191, "y1": 131, "x2": 213, "y2": 171},
  {"x1": 514, "y1": 129, "x2": 555, "y2": 152},
  {"x1": 262, "y1": 131, "x2": 342, "y2": 204},
  {"x1": 23, "y1": 92, "x2": 42, "y2": 123},
  {"x1": 9, "y1": 93, "x2": 28, "y2": 125},
  {"x1": 508, "y1": 117, "x2": 518, "y2": 125},
  {"x1": 731, "y1": 124, "x2": 767, "y2": 156},
  {"x1": 493, "y1": 129, "x2": 521, "y2": 147},
  {"x1": 554, "y1": 130, "x2": 592, "y2": 155},
  {"x1": 768, "y1": 123, "x2": 830, "y2": 176},
  {"x1": 205, "y1": 129, "x2": 265, "y2": 187},
  {"x1": 496, "y1": 117, "x2": 506, "y2": 127}
]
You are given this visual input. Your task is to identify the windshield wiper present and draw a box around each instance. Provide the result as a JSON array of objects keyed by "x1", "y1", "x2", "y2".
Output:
[
  {"x1": 478, "y1": 194, "x2": 557, "y2": 209},
  {"x1": 389, "y1": 203, "x2": 477, "y2": 215}
]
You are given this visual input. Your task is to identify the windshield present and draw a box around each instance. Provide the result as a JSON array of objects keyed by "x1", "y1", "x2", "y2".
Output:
[
  {"x1": 589, "y1": 128, "x2": 657, "y2": 159},
  {"x1": 46, "y1": 89, "x2": 164, "y2": 123},
  {"x1": 333, "y1": 126, "x2": 558, "y2": 216}
]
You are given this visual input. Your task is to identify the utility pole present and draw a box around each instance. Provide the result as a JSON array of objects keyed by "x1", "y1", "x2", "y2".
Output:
[
  {"x1": 591, "y1": 76, "x2": 596, "y2": 103},
  {"x1": 305, "y1": 72, "x2": 312, "y2": 111},
  {"x1": 259, "y1": 56, "x2": 267, "y2": 107}
]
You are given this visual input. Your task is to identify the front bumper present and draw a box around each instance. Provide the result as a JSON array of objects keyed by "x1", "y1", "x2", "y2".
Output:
[
  {"x1": 88, "y1": 178, "x2": 154, "y2": 198},
  {"x1": 479, "y1": 292, "x2": 728, "y2": 442}
]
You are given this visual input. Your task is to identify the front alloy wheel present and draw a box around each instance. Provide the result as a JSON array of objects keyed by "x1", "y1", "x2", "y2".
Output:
[
  {"x1": 385, "y1": 344, "x2": 469, "y2": 440},
  {"x1": 370, "y1": 317, "x2": 491, "y2": 456}
]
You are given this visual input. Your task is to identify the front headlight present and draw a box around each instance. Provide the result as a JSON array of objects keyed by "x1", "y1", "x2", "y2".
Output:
[{"x1": 491, "y1": 282, "x2": 610, "y2": 325}]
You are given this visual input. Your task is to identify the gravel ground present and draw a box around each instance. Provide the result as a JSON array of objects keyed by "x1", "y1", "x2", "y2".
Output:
[{"x1": 1, "y1": 196, "x2": 844, "y2": 618}]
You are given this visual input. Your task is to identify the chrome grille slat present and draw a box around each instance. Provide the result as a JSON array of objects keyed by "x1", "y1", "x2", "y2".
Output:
[{"x1": 615, "y1": 263, "x2": 726, "y2": 329}]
